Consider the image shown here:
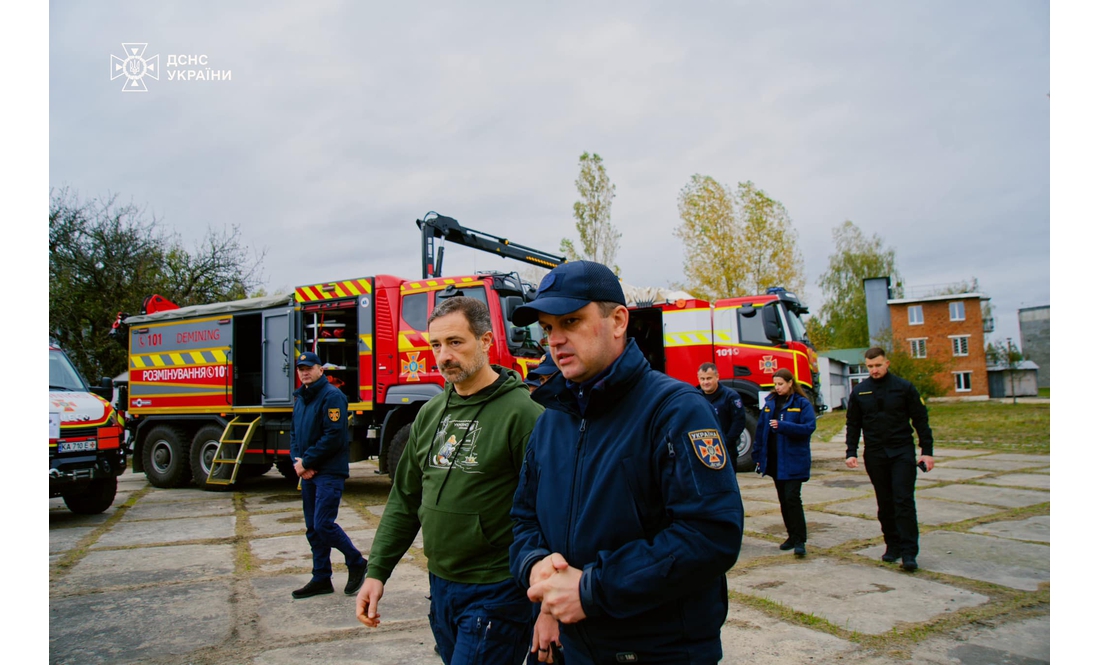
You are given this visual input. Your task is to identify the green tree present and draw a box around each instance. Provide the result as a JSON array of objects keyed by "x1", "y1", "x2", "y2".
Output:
[
  {"x1": 674, "y1": 177, "x2": 805, "y2": 301},
  {"x1": 49, "y1": 188, "x2": 265, "y2": 381},
  {"x1": 560, "y1": 152, "x2": 620, "y2": 273},
  {"x1": 816, "y1": 221, "x2": 903, "y2": 349}
]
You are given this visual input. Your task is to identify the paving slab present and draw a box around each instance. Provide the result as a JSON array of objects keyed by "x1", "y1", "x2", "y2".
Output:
[
  {"x1": 731, "y1": 536, "x2": 792, "y2": 565},
  {"x1": 911, "y1": 466, "x2": 992, "y2": 482},
  {"x1": 740, "y1": 484, "x2": 869, "y2": 505},
  {"x1": 122, "y1": 496, "x2": 235, "y2": 520},
  {"x1": 970, "y1": 516, "x2": 1050, "y2": 543},
  {"x1": 245, "y1": 492, "x2": 309, "y2": 512},
  {"x1": 49, "y1": 509, "x2": 117, "y2": 528},
  {"x1": 941, "y1": 458, "x2": 1047, "y2": 472},
  {"x1": 728, "y1": 558, "x2": 987, "y2": 634},
  {"x1": 252, "y1": 632, "x2": 440, "y2": 665},
  {"x1": 141, "y1": 487, "x2": 239, "y2": 503},
  {"x1": 975, "y1": 473, "x2": 1050, "y2": 490},
  {"x1": 251, "y1": 529, "x2": 376, "y2": 573},
  {"x1": 811, "y1": 446, "x2": 850, "y2": 460},
  {"x1": 816, "y1": 474, "x2": 875, "y2": 490},
  {"x1": 720, "y1": 602, "x2": 858, "y2": 663},
  {"x1": 917, "y1": 484, "x2": 1049, "y2": 509},
  {"x1": 981, "y1": 453, "x2": 1051, "y2": 465},
  {"x1": 254, "y1": 563, "x2": 431, "y2": 639},
  {"x1": 92, "y1": 515, "x2": 236, "y2": 548},
  {"x1": 247, "y1": 507, "x2": 373, "y2": 537},
  {"x1": 735, "y1": 474, "x2": 776, "y2": 490},
  {"x1": 49, "y1": 581, "x2": 232, "y2": 664},
  {"x1": 952, "y1": 615, "x2": 1049, "y2": 663},
  {"x1": 62, "y1": 544, "x2": 235, "y2": 590},
  {"x1": 824, "y1": 496, "x2": 1002, "y2": 525},
  {"x1": 930, "y1": 447, "x2": 993, "y2": 458},
  {"x1": 50, "y1": 526, "x2": 97, "y2": 553},
  {"x1": 742, "y1": 499, "x2": 781, "y2": 515},
  {"x1": 744, "y1": 511, "x2": 881, "y2": 549},
  {"x1": 858, "y1": 531, "x2": 1049, "y2": 591}
]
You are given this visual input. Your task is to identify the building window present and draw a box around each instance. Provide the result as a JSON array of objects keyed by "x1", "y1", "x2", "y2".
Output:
[
  {"x1": 908, "y1": 305, "x2": 924, "y2": 325},
  {"x1": 950, "y1": 335, "x2": 970, "y2": 357},
  {"x1": 949, "y1": 301, "x2": 966, "y2": 321},
  {"x1": 954, "y1": 372, "x2": 972, "y2": 392},
  {"x1": 908, "y1": 338, "x2": 927, "y2": 358}
]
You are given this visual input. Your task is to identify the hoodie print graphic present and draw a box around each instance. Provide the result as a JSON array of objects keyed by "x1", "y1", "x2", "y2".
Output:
[{"x1": 429, "y1": 413, "x2": 483, "y2": 473}]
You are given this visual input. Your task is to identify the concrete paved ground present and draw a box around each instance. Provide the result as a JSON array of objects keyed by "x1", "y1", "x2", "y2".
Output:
[{"x1": 50, "y1": 437, "x2": 1050, "y2": 664}]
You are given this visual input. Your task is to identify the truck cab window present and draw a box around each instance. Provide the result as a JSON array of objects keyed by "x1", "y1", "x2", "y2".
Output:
[
  {"x1": 402, "y1": 292, "x2": 429, "y2": 331},
  {"x1": 737, "y1": 309, "x2": 771, "y2": 346}
]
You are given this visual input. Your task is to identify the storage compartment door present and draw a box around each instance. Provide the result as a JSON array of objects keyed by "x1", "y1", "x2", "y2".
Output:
[{"x1": 262, "y1": 307, "x2": 294, "y2": 405}]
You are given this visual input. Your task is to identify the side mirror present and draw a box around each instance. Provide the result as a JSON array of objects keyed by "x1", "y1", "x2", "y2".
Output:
[
  {"x1": 510, "y1": 328, "x2": 528, "y2": 344},
  {"x1": 502, "y1": 296, "x2": 524, "y2": 321},
  {"x1": 762, "y1": 307, "x2": 783, "y2": 343},
  {"x1": 738, "y1": 304, "x2": 757, "y2": 318},
  {"x1": 90, "y1": 378, "x2": 113, "y2": 401}
]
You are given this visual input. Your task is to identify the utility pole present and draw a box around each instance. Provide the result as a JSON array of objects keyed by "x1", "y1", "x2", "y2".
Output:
[{"x1": 1006, "y1": 337, "x2": 1019, "y2": 405}]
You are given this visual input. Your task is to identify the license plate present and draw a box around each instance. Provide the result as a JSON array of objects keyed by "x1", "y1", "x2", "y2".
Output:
[{"x1": 58, "y1": 440, "x2": 97, "y2": 453}]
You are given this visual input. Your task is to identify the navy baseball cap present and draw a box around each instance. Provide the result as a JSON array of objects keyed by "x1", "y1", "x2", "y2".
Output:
[
  {"x1": 511, "y1": 261, "x2": 626, "y2": 326},
  {"x1": 296, "y1": 351, "x2": 322, "y2": 367},
  {"x1": 528, "y1": 355, "x2": 559, "y2": 377}
]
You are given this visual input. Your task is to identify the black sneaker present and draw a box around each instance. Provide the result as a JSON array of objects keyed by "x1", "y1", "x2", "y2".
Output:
[
  {"x1": 902, "y1": 555, "x2": 919, "y2": 572},
  {"x1": 882, "y1": 549, "x2": 900, "y2": 563},
  {"x1": 793, "y1": 543, "x2": 806, "y2": 557},
  {"x1": 345, "y1": 563, "x2": 367, "y2": 595},
  {"x1": 292, "y1": 579, "x2": 334, "y2": 599},
  {"x1": 779, "y1": 539, "x2": 796, "y2": 551}
]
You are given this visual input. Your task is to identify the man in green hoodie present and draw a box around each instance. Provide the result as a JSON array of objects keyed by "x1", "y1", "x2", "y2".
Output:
[{"x1": 355, "y1": 296, "x2": 546, "y2": 664}]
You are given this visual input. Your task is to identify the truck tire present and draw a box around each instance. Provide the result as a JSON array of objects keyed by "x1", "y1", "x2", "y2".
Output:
[
  {"x1": 387, "y1": 424, "x2": 412, "y2": 481},
  {"x1": 142, "y1": 425, "x2": 192, "y2": 488},
  {"x1": 62, "y1": 478, "x2": 117, "y2": 515},
  {"x1": 191, "y1": 425, "x2": 233, "y2": 490},
  {"x1": 735, "y1": 411, "x2": 758, "y2": 472},
  {"x1": 275, "y1": 457, "x2": 298, "y2": 482}
]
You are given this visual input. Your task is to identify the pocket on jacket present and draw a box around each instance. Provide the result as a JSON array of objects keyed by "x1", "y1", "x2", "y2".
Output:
[{"x1": 419, "y1": 504, "x2": 494, "y2": 567}]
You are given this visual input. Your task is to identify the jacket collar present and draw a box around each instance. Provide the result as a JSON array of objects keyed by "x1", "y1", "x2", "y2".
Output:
[
  {"x1": 535, "y1": 338, "x2": 649, "y2": 417},
  {"x1": 294, "y1": 378, "x2": 326, "y2": 402}
]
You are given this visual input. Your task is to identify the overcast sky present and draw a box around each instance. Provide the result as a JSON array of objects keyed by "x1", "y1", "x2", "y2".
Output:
[{"x1": 48, "y1": 0, "x2": 1049, "y2": 343}]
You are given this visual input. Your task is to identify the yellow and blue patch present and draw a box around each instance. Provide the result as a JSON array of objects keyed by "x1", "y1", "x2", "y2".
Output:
[{"x1": 688, "y1": 429, "x2": 726, "y2": 470}]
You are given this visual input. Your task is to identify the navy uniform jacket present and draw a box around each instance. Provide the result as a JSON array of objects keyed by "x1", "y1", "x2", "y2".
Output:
[
  {"x1": 752, "y1": 392, "x2": 816, "y2": 481},
  {"x1": 290, "y1": 378, "x2": 350, "y2": 477},
  {"x1": 511, "y1": 340, "x2": 744, "y2": 664},
  {"x1": 699, "y1": 384, "x2": 746, "y2": 448},
  {"x1": 845, "y1": 372, "x2": 933, "y2": 459}
]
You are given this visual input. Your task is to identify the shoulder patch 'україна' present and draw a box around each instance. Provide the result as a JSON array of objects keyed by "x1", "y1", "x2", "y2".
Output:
[{"x1": 688, "y1": 429, "x2": 726, "y2": 470}]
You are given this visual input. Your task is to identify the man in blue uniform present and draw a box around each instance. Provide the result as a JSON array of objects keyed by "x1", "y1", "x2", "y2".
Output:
[
  {"x1": 845, "y1": 347, "x2": 934, "y2": 572},
  {"x1": 697, "y1": 362, "x2": 746, "y2": 454},
  {"x1": 509, "y1": 260, "x2": 744, "y2": 664},
  {"x1": 290, "y1": 351, "x2": 368, "y2": 599}
]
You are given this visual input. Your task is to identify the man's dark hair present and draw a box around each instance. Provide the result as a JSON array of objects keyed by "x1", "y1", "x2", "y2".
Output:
[
  {"x1": 428, "y1": 296, "x2": 491, "y2": 337},
  {"x1": 698, "y1": 362, "x2": 718, "y2": 374},
  {"x1": 865, "y1": 346, "x2": 887, "y2": 360}
]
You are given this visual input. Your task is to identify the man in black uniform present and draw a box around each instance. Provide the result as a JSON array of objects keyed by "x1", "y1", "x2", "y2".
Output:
[
  {"x1": 697, "y1": 362, "x2": 746, "y2": 451},
  {"x1": 845, "y1": 347, "x2": 934, "y2": 572}
]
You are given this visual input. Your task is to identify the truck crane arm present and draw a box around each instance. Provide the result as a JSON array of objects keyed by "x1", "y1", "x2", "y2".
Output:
[{"x1": 416, "y1": 212, "x2": 566, "y2": 279}]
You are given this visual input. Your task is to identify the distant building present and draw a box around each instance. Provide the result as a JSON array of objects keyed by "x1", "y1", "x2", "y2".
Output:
[
  {"x1": 818, "y1": 348, "x2": 869, "y2": 410},
  {"x1": 1018, "y1": 305, "x2": 1050, "y2": 389},
  {"x1": 987, "y1": 360, "x2": 1040, "y2": 398},
  {"x1": 887, "y1": 292, "x2": 992, "y2": 398}
]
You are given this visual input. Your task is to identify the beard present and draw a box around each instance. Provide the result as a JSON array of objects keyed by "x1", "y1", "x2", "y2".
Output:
[{"x1": 441, "y1": 350, "x2": 488, "y2": 385}]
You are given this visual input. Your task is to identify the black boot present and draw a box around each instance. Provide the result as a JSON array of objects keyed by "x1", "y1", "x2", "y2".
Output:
[
  {"x1": 292, "y1": 579, "x2": 334, "y2": 599},
  {"x1": 345, "y1": 562, "x2": 367, "y2": 595}
]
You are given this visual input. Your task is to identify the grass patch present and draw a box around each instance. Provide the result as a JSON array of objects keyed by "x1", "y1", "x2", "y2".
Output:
[
  {"x1": 814, "y1": 411, "x2": 846, "y2": 442},
  {"x1": 927, "y1": 401, "x2": 1049, "y2": 453},
  {"x1": 1037, "y1": 387, "x2": 1049, "y2": 398}
]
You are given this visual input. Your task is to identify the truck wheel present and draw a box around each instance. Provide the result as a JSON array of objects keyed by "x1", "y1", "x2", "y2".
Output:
[
  {"x1": 275, "y1": 457, "x2": 298, "y2": 482},
  {"x1": 62, "y1": 478, "x2": 117, "y2": 515},
  {"x1": 387, "y1": 424, "x2": 412, "y2": 481},
  {"x1": 142, "y1": 425, "x2": 192, "y2": 488},
  {"x1": 191, "y1": 425, "x2": 232, "y2": 490},
  {"x1": 735, "y1": 412, "x2": 758, "y2": 472}
]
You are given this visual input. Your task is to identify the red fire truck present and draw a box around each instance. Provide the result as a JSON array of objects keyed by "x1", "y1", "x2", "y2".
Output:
[{"x1": 114, "y1": 214, "x2": 821, "y2": 486}]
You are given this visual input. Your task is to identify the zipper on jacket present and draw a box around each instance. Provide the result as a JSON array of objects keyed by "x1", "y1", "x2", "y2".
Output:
[{"x1": 565, "y1": 419, "x2": 587, "y2": 562}]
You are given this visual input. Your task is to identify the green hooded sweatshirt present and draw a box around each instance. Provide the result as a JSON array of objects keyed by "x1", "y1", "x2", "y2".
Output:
[{"x1": 367, "y1": 366, "x2": 544, "y2": 585}]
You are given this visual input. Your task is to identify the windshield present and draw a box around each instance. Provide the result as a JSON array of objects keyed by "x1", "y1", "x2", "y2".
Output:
[
  {"x1": 785, "y1": 308, "x2": 810, "y2": 344},
  {"x1": 50, "y1": 349, "x2": 88, "y2": 391}
]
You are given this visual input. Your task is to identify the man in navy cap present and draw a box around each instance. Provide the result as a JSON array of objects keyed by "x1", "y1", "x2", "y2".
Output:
[
  {"x1": 526, "y1": 355, "x2": 560, "y2": 392},
  {"x1": 289, "y1": 351, "x2": 368, "y2": 599},
  {"x1": 509, "y1": 260, "x2": 744, "y2": 664}
]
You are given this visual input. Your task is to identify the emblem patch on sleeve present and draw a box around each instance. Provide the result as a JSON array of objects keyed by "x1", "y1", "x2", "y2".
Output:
[
  {"x1": 328, "y1": 408, "x2": 341, "y2": 422},
  {"x1": 688, "y1": 429, "x2": 727, "y2": 470}
]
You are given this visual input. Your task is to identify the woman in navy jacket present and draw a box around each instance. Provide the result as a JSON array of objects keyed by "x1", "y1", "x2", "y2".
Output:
[{"x1": 753, "y1": 368, "x2": 817, "y2": 556}]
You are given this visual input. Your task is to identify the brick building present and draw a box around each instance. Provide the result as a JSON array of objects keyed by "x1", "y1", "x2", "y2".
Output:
[{"x1": 887, "y1": 292, "x2": 991, "y2": 397}]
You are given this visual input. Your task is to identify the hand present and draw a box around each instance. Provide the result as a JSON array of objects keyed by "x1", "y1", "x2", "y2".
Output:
[
  {"x1": 302, "y1": 468, "x2": 317, "y2": 479},
  {"x1": 531, "y1": 609, "x2": 561, "y2": 663},
  {"x1": 769, "y1": 419, "x2": 779, "y2": 430},
  {"x1": 917, "y1": 455, "x2": 935, "y2": 471},
  {"x1": 845, "y1": 457, "x2": 859, "y2": 469},
  {"x1": 529, "y1": 552, "x2": 569, "y2": 589},
  {"x1": 355, "y1": 578, "x2": 385, "y2": 627},
  {"x1": 528, "y1": 565, "x2": 586, "y2": 624},
  {"x1": 293, "y1": 458, "x2": 307, "y2": 477}
]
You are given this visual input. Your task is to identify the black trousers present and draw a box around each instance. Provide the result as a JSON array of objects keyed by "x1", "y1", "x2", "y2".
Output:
[
  {"x1": 773, "y1": 478, "x2": 807, "y2": 544},
  {"x1": 864, "y1": 452, "x2": 919, "y2": 556}
]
